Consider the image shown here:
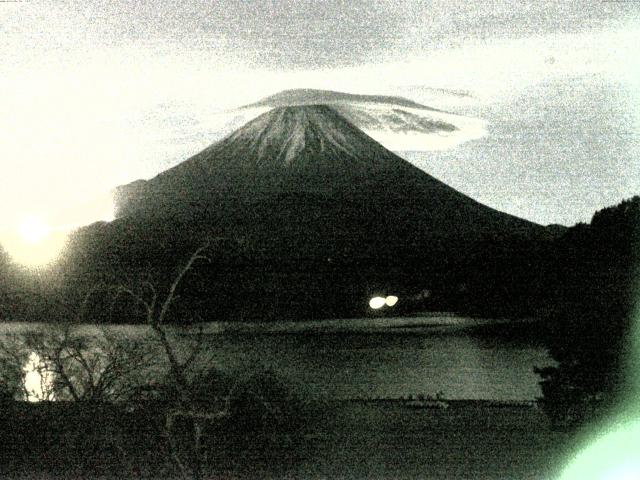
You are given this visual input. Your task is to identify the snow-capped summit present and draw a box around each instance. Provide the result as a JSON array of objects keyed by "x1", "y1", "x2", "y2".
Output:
[
  {"x1": 234, "y1": 88, "x2": 486, "y2": 151},
  {"x1": 114, "y1": 104, "x2": 534, "y2": 243}
]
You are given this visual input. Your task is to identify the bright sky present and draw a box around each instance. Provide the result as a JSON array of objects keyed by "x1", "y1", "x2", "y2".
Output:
[{"x1": 1, "y1": 0, "x2": 639, "y2": 263}]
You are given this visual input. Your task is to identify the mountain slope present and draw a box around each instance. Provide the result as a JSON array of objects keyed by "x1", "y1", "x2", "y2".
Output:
[
  {"x1": 116, "y1": 104, "x2": 423, "y2": 213},
  {"x1": 115, "y1": 105, "x2": 534, "y2": 236},
  {"x1": 64, "y1": 104, "x2": 544, "y2": 322}
]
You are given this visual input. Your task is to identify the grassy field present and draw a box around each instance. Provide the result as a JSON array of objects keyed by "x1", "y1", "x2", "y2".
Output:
[{"x1": 0, "y1": 400, "x2": 575, "y2": 479}]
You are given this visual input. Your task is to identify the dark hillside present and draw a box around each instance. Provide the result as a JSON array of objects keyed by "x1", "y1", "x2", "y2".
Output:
[{"x1": 56, "y1": 105, "x2": 545, "y2": 322}]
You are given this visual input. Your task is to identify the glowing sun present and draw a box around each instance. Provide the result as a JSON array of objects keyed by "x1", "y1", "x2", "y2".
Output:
[
  {"x1": 1, "y1": 215, "x2": 67, "y2": 268},
  {"x1": 18, "y1": 216, "x2": 51, "y2": 244}
]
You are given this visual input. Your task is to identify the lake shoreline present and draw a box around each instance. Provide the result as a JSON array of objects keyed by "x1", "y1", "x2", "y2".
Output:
[
  {"x1": 0, "y1": 313, "x2": 540, "y2": 332},
  {"x1": 1, "y1": 315, "x2": 552, "y2": 402}
]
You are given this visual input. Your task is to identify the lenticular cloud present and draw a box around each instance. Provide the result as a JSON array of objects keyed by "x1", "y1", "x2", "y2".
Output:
[{"x1": 225, "y1": 89, "x2": 487, "y2": 152}]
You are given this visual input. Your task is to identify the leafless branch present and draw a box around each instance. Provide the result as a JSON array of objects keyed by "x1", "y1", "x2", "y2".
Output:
[
  {"x1": 183, "y1": 324, "x2": 205, "y2": 372},
  {"x1": 164, "y1": 413, "x2": 192, "y2": 480},
  {"x1": 157, "y1": 243, "x2": 210, "y2": 327},
  {"x1": 109, "y1": 285, "x2": 154, "y2": 323},
  {"x1": 74, "y1": 282, "x2": 106, "y2": 323}
]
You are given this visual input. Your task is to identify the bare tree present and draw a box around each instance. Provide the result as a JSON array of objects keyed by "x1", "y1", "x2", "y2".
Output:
[
  {"x1": 0, "y1": 323, "x2": 155, "y2": 403},
  {"x1": 111, "y1": 245, "x2": 211, "y2": 399},
  {"x1": 110, "y1": 243, "x2": 236, "y2": 480},
  {"x1": 0, "y1": 332, "x2": 32, "y2": 401}
]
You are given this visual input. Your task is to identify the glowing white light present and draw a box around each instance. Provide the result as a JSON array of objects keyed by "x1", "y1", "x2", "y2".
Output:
[
  {"x1": 559, "y1": 418, "x2": 640, "y2": 480},
  {"x1": 369, "y1": 297, "x2": 386, "y2": 309},
  {"x1": 23, "y1": 351, "x2": 55, "y2": 402},
  {"x1": 18, "y1": 216, "x2": 50, "y2": 244},
  {"x1": 385, "y1": 295, "x2": 399, "y2": 307},
  {"x1": 1, "y1": 226, "x2": 68, "y2": 268}
]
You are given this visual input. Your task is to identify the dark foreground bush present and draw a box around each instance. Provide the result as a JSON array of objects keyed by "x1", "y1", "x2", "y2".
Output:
[
  {"x1": 0, "y1": 372, "x2": 320, "y2": 479},
  {"x1": 0, "y1": 382, "x2": 13, "y2": 404},
  {"x1": 229, "y1": 368, "x2": 313, "y2": 435},
  {"x1": 535, "y1": 196, "x2": 639, "y2": 430},
  {"x1": 0, "y1": 367, "x2": 320, "y2": 478}
]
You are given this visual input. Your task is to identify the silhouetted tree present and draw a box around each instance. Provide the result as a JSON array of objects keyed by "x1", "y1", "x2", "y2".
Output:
[
  {"x1": 0, "y1": 323, "x2": 155, "y2": 402},
  {"x1": 535, "y1": 196, "x2": 639, "y2": 428}
]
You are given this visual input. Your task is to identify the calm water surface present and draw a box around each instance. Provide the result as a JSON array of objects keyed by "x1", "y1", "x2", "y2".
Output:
[{"x1": 2, "y1": 316, "x2": 553, "y2": 401}]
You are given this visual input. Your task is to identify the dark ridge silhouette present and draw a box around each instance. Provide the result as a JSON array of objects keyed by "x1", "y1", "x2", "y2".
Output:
[{"x1": 115, "y1": 105, "x2": 536, "y2": 235}]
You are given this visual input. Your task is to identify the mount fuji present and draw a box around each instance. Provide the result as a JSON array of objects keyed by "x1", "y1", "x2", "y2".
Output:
[{"x1": 66, "y1": 104, "x2": 543, "y2": 321}]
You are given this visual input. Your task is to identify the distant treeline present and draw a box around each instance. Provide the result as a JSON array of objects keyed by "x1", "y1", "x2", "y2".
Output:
[
  {"x1": 438, "y1": 195, "x2": 638, "y2": 320},
  {"x1": 0, "y1": 196, "x2": 637, "y2": 326}
]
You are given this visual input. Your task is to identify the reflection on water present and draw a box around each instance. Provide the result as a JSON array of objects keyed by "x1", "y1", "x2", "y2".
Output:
[
  {"x1": 6, "y1": 317, "x2": 552, "y2": 402},
  {"x1": 196, "y1": 329, "x2": 551, "y2": 401},
  {"x1": 23, "y1": 351, "x2": 55, "y2": 402}
]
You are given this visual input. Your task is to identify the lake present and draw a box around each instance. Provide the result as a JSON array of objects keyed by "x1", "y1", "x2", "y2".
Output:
[{"x1": 1, "y1": 315, "x2": 553, "y2": 401}]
